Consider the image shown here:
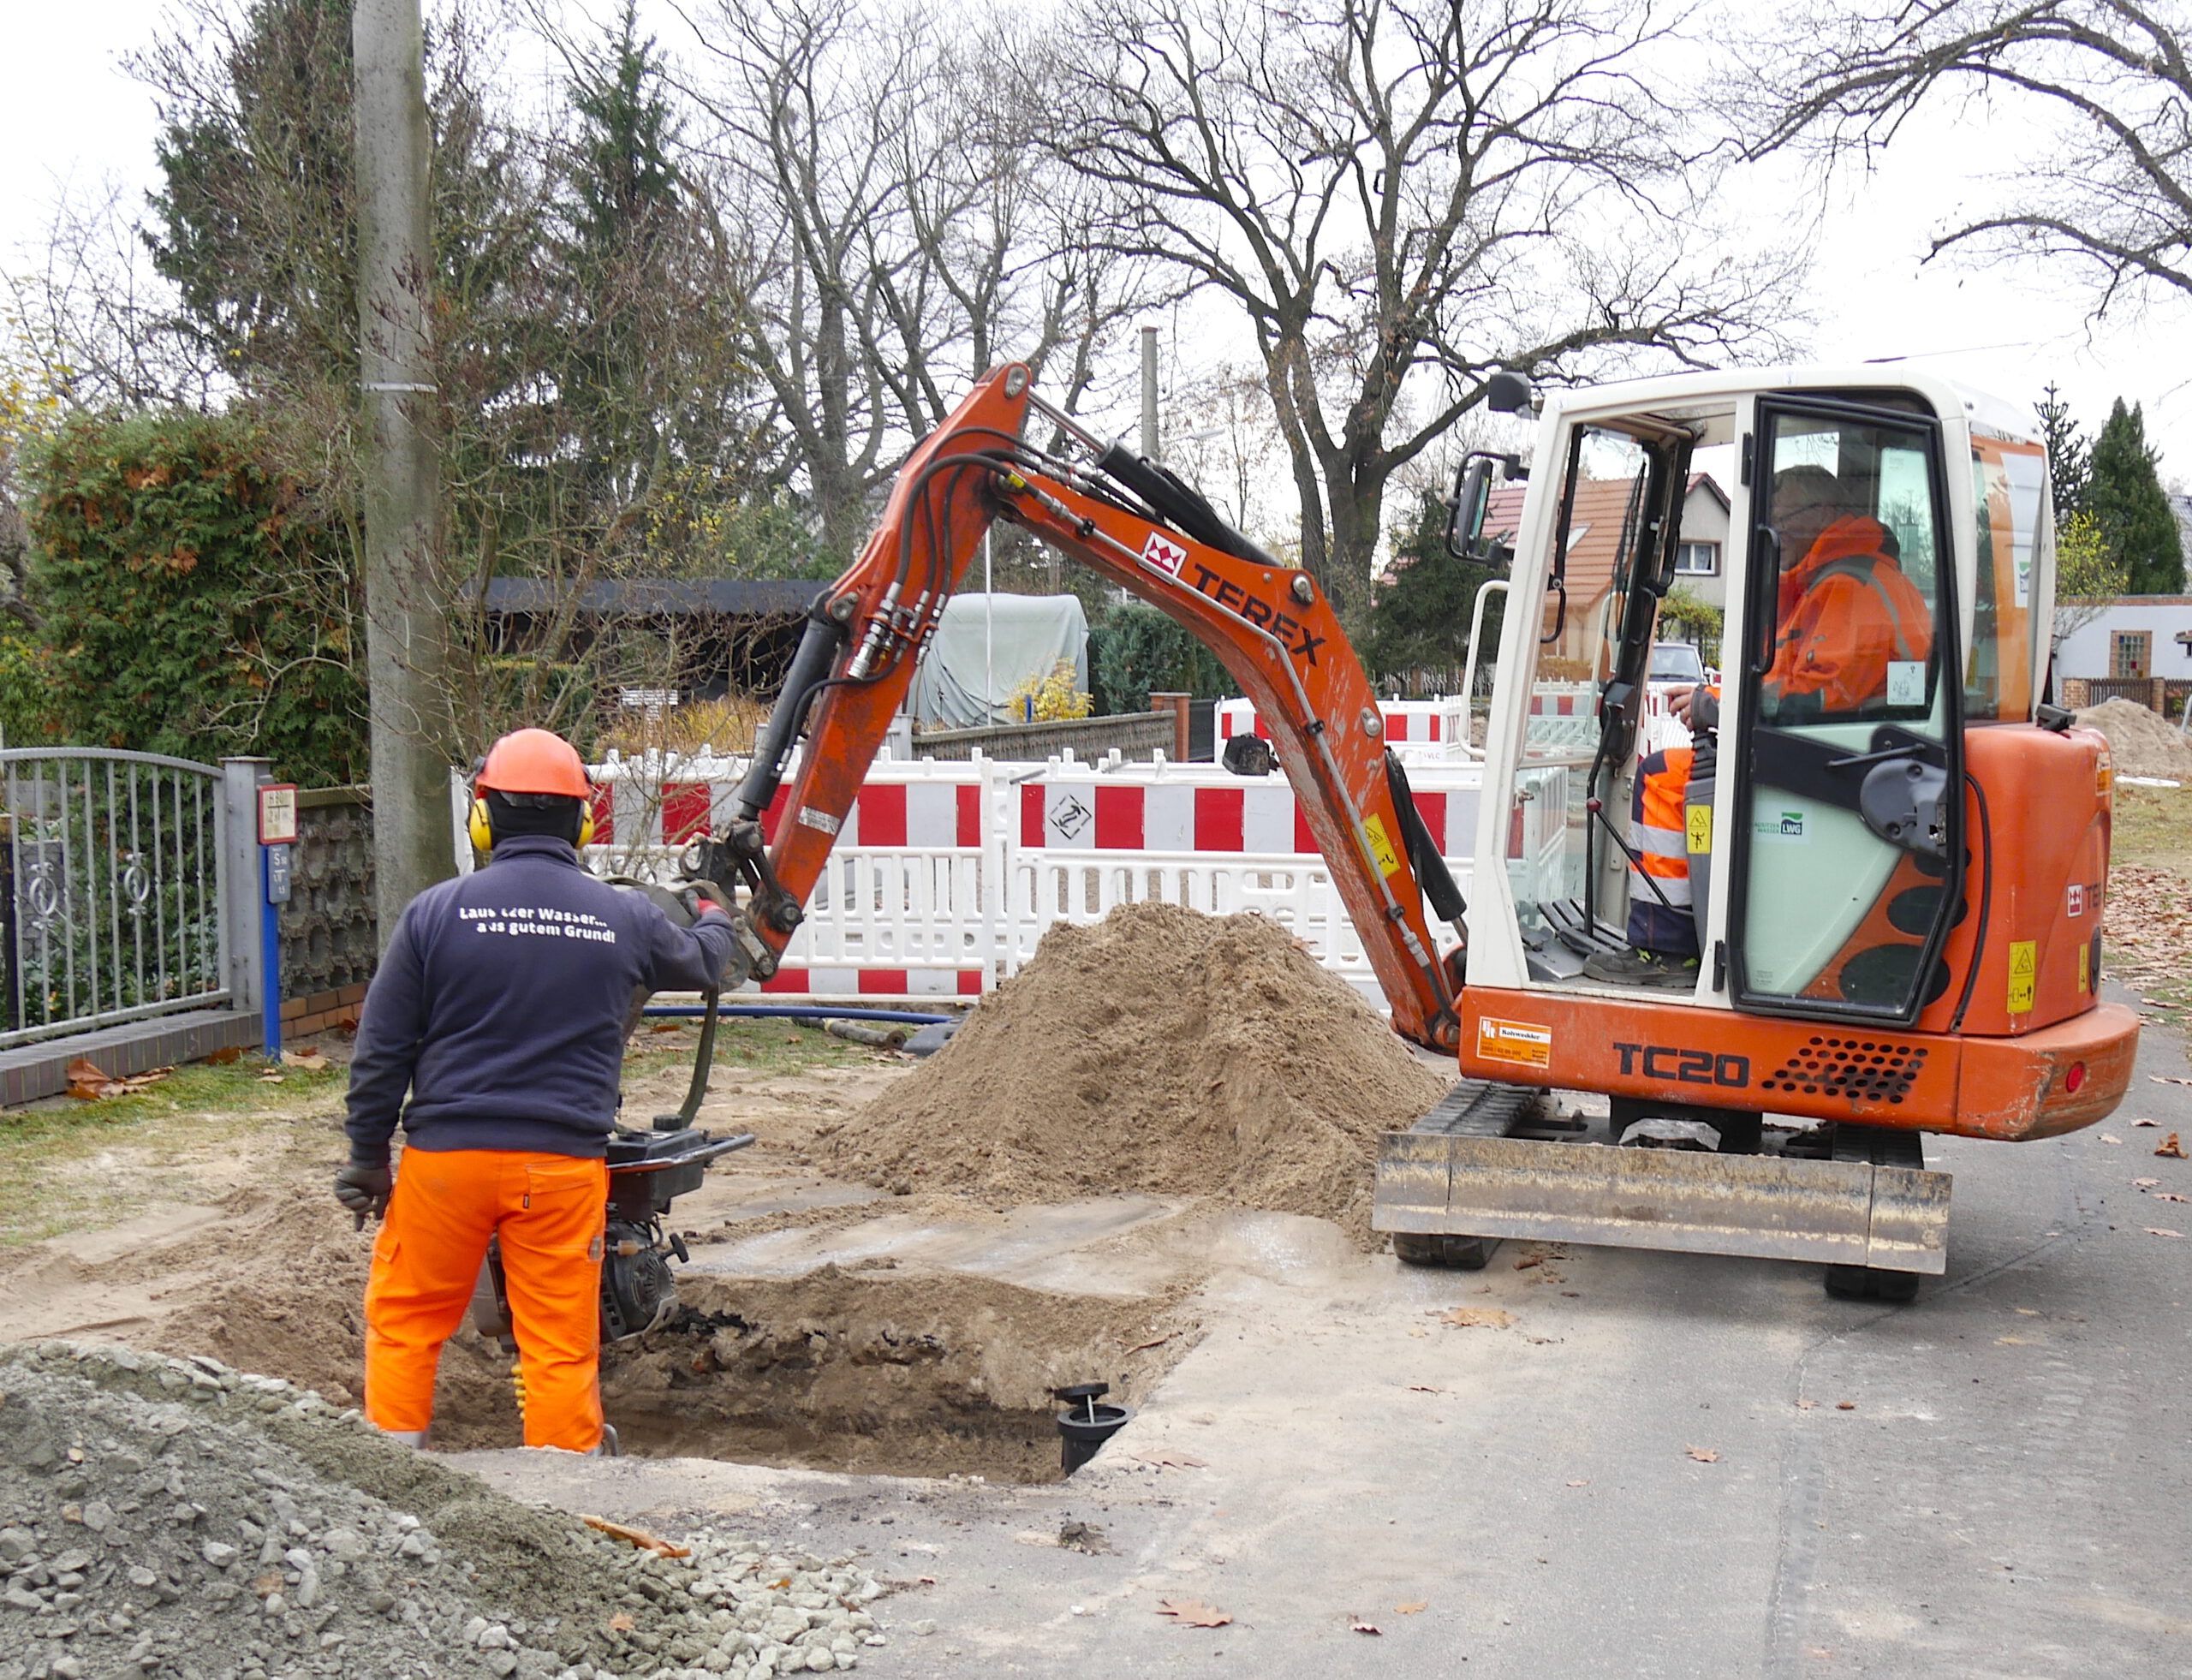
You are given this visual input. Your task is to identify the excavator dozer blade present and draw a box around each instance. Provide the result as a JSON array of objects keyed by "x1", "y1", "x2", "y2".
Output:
[{"x1": 1373, "y1": 1084, "x2": 1951, "y2": 1274}]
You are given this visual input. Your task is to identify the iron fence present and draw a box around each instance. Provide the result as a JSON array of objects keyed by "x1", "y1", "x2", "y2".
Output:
[{"x1": 0, "y1": 749, "x2": 234, "y2": 1048}]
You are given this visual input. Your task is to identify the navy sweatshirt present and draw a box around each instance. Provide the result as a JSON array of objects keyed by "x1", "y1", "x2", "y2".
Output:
[{"x1": 343, "y1": 835, "x2": 737, "y2": 1163}]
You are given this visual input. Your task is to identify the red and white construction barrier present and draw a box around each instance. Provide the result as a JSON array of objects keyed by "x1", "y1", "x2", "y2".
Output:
[
  {"x1": 454, "y1": 748, "x2": 1570, "y2": 1009},
  {"x1": 1213, "y1": 695, "x2": 1474, "y2": 755}
]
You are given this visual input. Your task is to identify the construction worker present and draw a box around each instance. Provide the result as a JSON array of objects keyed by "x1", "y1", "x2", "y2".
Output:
[
  {"x1": 1585, "y1": 465, "x2": 1933, "y2": 986},
  {"x1": 334, "y1": 728, "x2": 736, "y2": 1452}
]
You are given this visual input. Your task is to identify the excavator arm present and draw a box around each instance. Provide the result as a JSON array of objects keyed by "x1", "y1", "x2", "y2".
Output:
[{"x1": 709, "y1": 362, "x2": 1462, "y2": 1051}]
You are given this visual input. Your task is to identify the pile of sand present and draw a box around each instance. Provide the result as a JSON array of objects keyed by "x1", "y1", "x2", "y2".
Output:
[
  {"x1": 828, "y1": 902, "x2": 1450, "y2": 1242},
  {"x1": 2078, "y1": 697, "x2": 2192, "y2": 780}
]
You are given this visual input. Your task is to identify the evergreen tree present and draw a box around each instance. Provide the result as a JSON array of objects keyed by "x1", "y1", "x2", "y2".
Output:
[
  {"x1": 2034, "y1": 383, "x2": 2090, "y2": 527},
  {"x1": 2088, "y1": 398, "x2": 2186, "y2": 594},
  {"x1": 1357, "y1": 487, "x2": 1504, "y2": 691}
]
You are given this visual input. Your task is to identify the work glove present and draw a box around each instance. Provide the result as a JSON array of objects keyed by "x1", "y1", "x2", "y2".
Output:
[
  {"x1": 680, "y1": 880, "x2": 730, "y2": 922},
  {"x1": 335, "y1": 1159, "x2": 393, "y2": 1230}
]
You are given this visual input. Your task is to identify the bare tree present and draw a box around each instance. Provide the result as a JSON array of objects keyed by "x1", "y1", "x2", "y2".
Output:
[
  {"x1": 1038, "y1": 0, "x2": 1801, "y2": 619},
  {"x1": 1737, "y1": 0, "x2": 2192, "y2": 313},
  {"x1": 677, "y1": 0, "x2": 1159, "y2": 564}
]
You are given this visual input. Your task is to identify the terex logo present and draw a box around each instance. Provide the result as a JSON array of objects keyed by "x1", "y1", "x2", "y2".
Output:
[
  {"x1": 1614, "y1": 1042, "x2": 1751, "y2": 1087},
  {"x1": 1182, "y1": 563, "x2": 1327, "y2": 666},
  {"x1": 1141, "y1": 531, "x2": 1188, "y2": 577}
]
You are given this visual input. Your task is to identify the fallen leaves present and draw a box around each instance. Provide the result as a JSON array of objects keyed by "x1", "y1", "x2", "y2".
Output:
[
  {"x1": 205, "y1": 1045, "x2": 245, "y2": 1065},
  {"x1": 1406, "y1": 1385, "x2": 1447, "y2": 1395},
  {"x1": 1564, "y1": 1478, "x2": 1589, "y2": 1487},
  {"x1": 2143, "y1": 1227, "x2": 2184, "y2": 1239},
  {"x1": 280, "y1": 1047, "x2": 330, "y2": 1071},
  {"x1": 2156, "y1": 1191, "x2": 2189, "y2": 1203},
  {"x1": 1124, "y1": 1332, "x2": 1176, "y2": 1355},
  {"x1": 2135, "y1": 1177, "x2": 2161, "y2": 1189},
  {"x1": 2132, "y1": 1118, "x2": 2160, "y2": 1128},
  {"x1": 1431, "y1": 1306, "x2": 1516, "y2": 1331},
  {"x1": 2150, "y1": 1075, "x2": 2192, "y2": 1087},
  {"x1": 2157, "y1": 1133, "x2": 2187, "y2": 1159},
  {"x1": 1835, "y1": 1401, "x2": 1856, "y2": 1411},
  {"x1": 607, "y1": 1612, "x2": 635, "y2": 1634},
  {"x1": 1349, "y1": 1618, "x2": 1383, "y2": 1635},
  {"x1": 2100, "y1": 1134, "x2": 2124, "y2": 1146},
  {"x1": 1685, "y1": 1445, "x2": 1720, "y2": 1463},
  {"x1": 1396, "y1": 1601, "x2": 1429, "y2": 1615},
  {"x1": 581, "y1": 1516, "x2": 690, "y2": 1559},
  {"x1": 1796, "y1": 1398, "x2": 1819, "y2": 1410},
  {"x1": 65, "y1": 1058, "x2": 172, "y2": 1100},
  {"x1": 1156, "y1": 1599, "x2": 1231, "y2": 1629}
]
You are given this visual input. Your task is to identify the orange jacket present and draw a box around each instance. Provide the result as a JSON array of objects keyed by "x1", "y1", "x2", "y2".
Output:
[{"x1": 1766, "y1": 516, "x2": 1933, "y2": 712}]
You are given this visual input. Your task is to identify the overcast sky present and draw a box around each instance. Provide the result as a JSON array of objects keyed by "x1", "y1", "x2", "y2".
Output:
[{"x1": 6, "y1": 0, "x2": 2190, "y2": 483}]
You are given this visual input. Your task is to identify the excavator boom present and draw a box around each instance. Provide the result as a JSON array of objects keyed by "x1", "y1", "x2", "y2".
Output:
[{"x1": 715, "y1": 364, "x2": 1460, "y2": 1051}]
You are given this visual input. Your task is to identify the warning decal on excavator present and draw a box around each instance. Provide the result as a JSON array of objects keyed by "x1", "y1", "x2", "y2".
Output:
[
  {"x1": 1477, "y1": 1016, "x2": 1552, "y2": 1069},
  {"x1": 2079, "y1": 942, "x2": 2091, "y2": 993},
  {"x1": 2007, "y1": 940, "x2": 2037, "y2": 1014},
  {"x1": 1686, "y1": 805, "x2": 1712, "y2": 855},
  {"x1": 1363, "y1": 813, "x2": 1402, "y2": 877}
]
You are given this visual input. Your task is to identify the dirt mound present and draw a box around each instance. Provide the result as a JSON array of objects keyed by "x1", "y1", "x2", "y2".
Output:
[
  {"x1": 827, "y1": 902, "x2": 1450, "y2": 1242},
  {"x1": 2078, "y1": 697, "x2": 2192, "y2": 779}
]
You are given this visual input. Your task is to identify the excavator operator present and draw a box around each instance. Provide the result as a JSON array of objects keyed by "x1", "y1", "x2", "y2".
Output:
[
  {"x1": 1583, "y1": 464, "x2": 1934, "y2": 987},
  {"x1": 334, "y1": 728, "x2": 737, "y2": 1453}
]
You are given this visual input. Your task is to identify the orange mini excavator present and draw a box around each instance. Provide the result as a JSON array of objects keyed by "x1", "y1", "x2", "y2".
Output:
[{"x1": 701, "y1": 362, "x2": 2138, "y2": 1300}]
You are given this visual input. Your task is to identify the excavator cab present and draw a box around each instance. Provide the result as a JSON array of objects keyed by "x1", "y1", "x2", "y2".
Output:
[{"x1": 1379, "y1": 369, "x2": 2137, "y2": 1294}]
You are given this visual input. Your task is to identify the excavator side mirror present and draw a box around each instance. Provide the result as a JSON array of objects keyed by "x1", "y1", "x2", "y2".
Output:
[{"x1": 1445, "y1": 452, "x2": 1522, "y2": 569}]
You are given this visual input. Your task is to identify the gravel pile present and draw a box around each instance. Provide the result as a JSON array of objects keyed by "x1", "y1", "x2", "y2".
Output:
[{"x1": 0, "y1": 1341, "x2": 890, "y2": 1680}]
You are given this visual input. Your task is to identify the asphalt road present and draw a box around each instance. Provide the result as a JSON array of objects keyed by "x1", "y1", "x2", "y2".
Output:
[{"x1": 474, "y1": 1004, "x2": 2192, "y2": 1678}]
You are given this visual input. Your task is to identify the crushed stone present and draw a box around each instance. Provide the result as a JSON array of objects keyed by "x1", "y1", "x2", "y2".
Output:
[
  {"x1": 2077, "y1": 697, "x2": 2192, "y2": 780},
  {"x1": 0, "y1": 1341, "x2": 890, "y2": 1680},
  {"x1": 827, "y1": 902, "x2": 1450, "y2": 1243}
]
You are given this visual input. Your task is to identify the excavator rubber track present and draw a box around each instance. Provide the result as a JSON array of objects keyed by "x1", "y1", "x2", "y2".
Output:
[{"x1": 1373, "y1": 1085, "x2": 1951, "y2": 1276}]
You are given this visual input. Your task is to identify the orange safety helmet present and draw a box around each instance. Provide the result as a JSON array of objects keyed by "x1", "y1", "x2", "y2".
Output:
[
  {"x1": 470, "y1": 729, "x2": 595, "y2": 853},
  {"x1": 475, "y1": 728, "x2": 592, "y2": 797}
]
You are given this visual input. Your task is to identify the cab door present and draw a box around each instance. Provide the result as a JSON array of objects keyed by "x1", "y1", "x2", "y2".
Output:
[{"x1": 1726, "y1": 398, "x2": 1963, "y2": 1024}]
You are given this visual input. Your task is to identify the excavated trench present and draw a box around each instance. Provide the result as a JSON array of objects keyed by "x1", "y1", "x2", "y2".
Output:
[{"x1": 425, "y1": 1264, "x2": 1193, "y2": 1484}]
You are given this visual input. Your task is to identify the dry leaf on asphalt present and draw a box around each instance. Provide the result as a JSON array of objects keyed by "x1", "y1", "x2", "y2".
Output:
[
  {"x1": 1156, "y1": 1599, "x2": 1231, "y2": 1629},
  {"x1": 1836, "y1": 1401, "x2": 1856, "y2": 1411},
  {"x1": 280, "y1": 1048, "x2": 330, "y2": 1070},
  {"x1": 1796, "y1": 1398, "x2": 1820, "y2": 1410},
  {"x1": 1396, "y1": 1601, "x2": 1429, "y2": 1615},
  {"x1": 2143, "y1": 1227, "x2": 2184, "y2": 1239},
  {"x1": 1350, "y1": 1618, "x2": 1383, "y2": 1635},
  {"x1": 2157, "y1": 1133, "x2": 2188, "y2": 1159},
  {"x1": 1125, "y1": 1332, "x2": 1175, "y2": 1354},
  {"x1": 2135, "y1": 1177, "x2": 2162, "y2": 1189},
  {"x1": 1564, "y1": 1479, "x2": 1589, "y2": 1487},
  {"x1": 2155, "y1": 1191, "x2": 2189, "y2": 1203},
  {"x1": 1407, "y1": 1385, "x2": 1447, "y2": 1394},
  {"x1": 2151, "y1": 1075, "x2": 2192, "y2": 1086},
  {"x1": 607, "y1": 1613, "x2": 635, "y2": 1633},
  {"x1": 2132, "y1": 1118, "x2": 2160, "y2": 1127},
  {"x1": 1433, "y1": 1307, "x2": 1516, "y2": 1330},
  {"x1": 2100, "y1": 1135, "x2": 2124, "y2": 1145},
  {"x1": 1514, "y1": 1255, "x2": 1543, "y2": 1270},
  {"x1": 1686, "y1": 1446, "x2": 1720, "y2": 1463}
]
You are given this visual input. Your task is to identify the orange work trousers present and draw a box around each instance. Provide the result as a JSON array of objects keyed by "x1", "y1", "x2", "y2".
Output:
[{"x1": 363, "y1": 1147, "x2": 608, "y2": 1451}]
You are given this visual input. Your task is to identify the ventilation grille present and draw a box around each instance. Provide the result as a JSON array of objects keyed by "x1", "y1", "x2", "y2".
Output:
[{"x1": 1760, "y1": 1035, "x2": 1928, "y2": 1105}]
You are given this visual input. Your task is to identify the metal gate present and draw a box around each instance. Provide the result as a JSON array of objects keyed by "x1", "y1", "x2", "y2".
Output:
[{"x1": 0, "y1": 749, "x2": 253, "y2": 1050}]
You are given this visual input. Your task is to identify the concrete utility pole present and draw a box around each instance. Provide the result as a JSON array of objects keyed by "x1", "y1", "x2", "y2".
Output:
[{"x1": 354, "y1": 0, "x2": 455, "y2": 936}]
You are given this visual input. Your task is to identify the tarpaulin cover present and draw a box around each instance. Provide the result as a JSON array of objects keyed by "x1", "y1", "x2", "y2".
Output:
[{"x1": 908, "y1": 593, "x2": 1088, "y2": 728}]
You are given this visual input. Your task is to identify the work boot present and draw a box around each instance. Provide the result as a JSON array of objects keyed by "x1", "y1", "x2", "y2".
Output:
[
  {"x1": 591, "y1": 1423, "x2": 622, "y2": 1459},
  {"x1": 1581, "y1": 947, "x2": 1700, "y2": 989}
]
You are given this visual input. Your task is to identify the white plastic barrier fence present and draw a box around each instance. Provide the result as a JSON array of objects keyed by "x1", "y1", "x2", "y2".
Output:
[
  {"x1": 451, "y1": 751, "x2": 1570, "y2": 1009},
  {"x1": 1213, "y1": 695, "x2": 1476, "y2": 760}
]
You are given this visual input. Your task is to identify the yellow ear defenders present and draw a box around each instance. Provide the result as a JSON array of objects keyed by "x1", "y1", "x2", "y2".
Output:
[{"x1": 468, "y1": 793, "x2": 597, "y2": 855}]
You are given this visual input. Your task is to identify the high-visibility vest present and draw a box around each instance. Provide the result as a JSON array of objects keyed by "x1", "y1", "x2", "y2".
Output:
[{"x1": 1769, "y1": 521, "x2": 1933, "y2": 712}]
